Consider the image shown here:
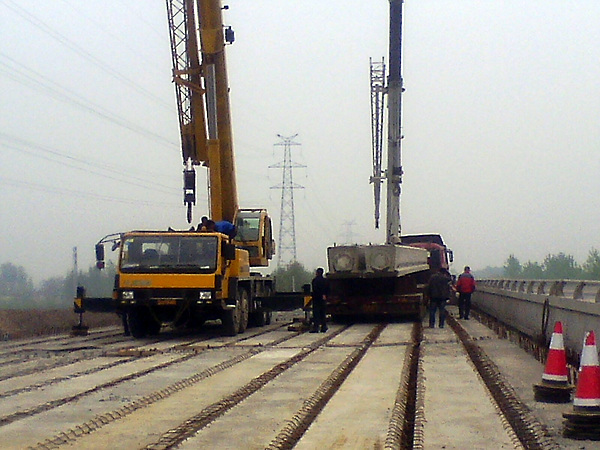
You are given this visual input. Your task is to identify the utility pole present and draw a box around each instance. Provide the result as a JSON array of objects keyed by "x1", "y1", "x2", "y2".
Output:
[
  {"x1": 269, "y1": 134, "x2": 305, "y2": 268},
  {"x1": 72, "y1": 246, "x2": 78, "y2": 300}
]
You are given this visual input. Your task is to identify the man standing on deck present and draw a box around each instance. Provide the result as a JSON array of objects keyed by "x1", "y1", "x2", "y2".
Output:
[
  {"x1": 425, "y1": 268, "x2": 452, "y2": 328},
  {"x1": 310, "y1": 268, "x2": 329, "y2": 333},
  {"x1": 456, "y1": 266, "x2": 476, "y2": 320}
]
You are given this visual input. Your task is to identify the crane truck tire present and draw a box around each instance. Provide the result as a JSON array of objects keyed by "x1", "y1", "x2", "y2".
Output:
[
  {"x1": 222, "y1": 298, "x2": 241, "y2": 337},
  {"x1": 250, "y1": 310, "x2": 267, "y2": 327},
  {"x1": 127, "y1": 307, "x2": 149, "y2": 339},
  {"x1": 237, "y1": 289, "x2": 250, "y2": 334},
  {"x1": 147, "y1": 316, "x2": 162, "y2": 336}
]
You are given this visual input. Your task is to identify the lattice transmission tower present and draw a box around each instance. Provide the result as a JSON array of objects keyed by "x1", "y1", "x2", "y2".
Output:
[{"x1": 269, "y1": 134, "x2": 305, "y2": 268}]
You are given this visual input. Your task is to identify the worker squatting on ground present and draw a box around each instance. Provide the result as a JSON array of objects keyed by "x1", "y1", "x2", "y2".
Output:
[
  {"x1": 456, "y1": 265, "x2": 476, "y2": 320},
  {"x1": 310, "y1": 268, "x2": 329, "y2": 333},
  {"x1": 425, "y1": 268, "x2": 453, "y2": 328}
]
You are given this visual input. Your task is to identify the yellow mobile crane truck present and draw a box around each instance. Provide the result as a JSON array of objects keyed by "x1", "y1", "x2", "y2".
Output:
[{"x1": 75, "y1": 0, "x2": 275, "y2": 338}]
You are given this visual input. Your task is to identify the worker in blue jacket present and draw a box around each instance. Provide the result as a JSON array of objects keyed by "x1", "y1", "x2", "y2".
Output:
[{"x1": 215, "y1": 220, "x2": 237, "y2": 239}]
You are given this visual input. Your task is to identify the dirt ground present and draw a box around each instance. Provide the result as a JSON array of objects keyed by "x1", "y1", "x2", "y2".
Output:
[{"x1": 0, "y1": 309, "x2": 120, "y2": 340}]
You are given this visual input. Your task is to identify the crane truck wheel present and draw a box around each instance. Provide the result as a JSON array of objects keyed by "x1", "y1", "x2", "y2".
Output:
[
  {"x1": 262, "y1": 285, "x2": 272, "y2": 325},
  {"x1": 222, "y1": 301, "x2": 241, "y2": 336},
  {"x1": 147, "y1": 316, "x2": 162, "y2": 336},
  {"x1": 237, "y1": 288, "x2": 249, "y2": 334},
  {"x1": 250, "y1": 309, "x2": 266, "y2": 327},
  {"x1": 127, "y1": 307, "x2": 149, "y2": 339}
]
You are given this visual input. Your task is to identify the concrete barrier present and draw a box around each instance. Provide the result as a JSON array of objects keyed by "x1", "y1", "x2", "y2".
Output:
[{"x1": 474, "y1": 279, "x2": 600, "y2": 358}]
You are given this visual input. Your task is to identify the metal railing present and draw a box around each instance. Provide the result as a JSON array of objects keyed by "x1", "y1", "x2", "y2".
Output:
[
  {"x1": 473, "y1": 279, "x2": 600, "y2": 362},
  {"x1": 479, "y1": 279, "x2": 600, "y2": 303}
]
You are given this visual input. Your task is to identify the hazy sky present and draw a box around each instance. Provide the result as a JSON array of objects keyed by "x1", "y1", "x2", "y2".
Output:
[{"x1": 1, "y1": 1, "x2": 599, "y2": 283}]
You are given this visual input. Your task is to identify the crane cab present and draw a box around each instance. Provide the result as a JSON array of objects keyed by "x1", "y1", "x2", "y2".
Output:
[{"x1": 234, "y1": 209, "x2": 275, "y2": 267}]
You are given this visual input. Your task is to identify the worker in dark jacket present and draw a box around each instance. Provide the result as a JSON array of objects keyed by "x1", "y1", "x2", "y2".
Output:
[
  {"x1": 456, "y1": 266, "x2": 476, "y2": 320},
  {"x1": 425, "y1": 268, "x2": 452, "y2": 328},
  {"x1": 310, "y1": 267, "x2": 329, "y2": 333}
]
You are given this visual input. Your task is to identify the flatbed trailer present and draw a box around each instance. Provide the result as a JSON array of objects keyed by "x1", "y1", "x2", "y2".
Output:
[{"x1": 325, "y1": 235, "x2": 452, "y2": 321}]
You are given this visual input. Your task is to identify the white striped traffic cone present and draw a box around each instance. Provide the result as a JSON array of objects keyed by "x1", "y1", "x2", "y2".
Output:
[
  {"x1": 572, "y1": 331, "x2": 600, "y2": 410},
  {"x1": 563, "y1": 331, "x2": 600, "y2": 440},
  {"x1": 533, "y1": 321, "x2": 573, "y2": 402}
]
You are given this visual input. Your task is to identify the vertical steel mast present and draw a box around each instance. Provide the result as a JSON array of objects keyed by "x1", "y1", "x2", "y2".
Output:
[
  {"x1": 369, "y1": 57, "x2": 386, "y2": 230},
  {"x1": 386, "y1": 0, "x2": 404, "y2": 243}
]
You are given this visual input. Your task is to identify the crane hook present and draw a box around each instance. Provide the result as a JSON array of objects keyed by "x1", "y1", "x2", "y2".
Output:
[{"x1": 183, "y1": 168, "x2": 196, "y2": 224}]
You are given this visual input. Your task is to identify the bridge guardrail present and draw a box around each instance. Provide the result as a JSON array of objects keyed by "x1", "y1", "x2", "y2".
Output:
[
  {"x1": 480, "y1": 279, "x2": 600, "y2": 303},
  {"x1": 474, "y1": 279, "x2": 600, "y2": 361}
]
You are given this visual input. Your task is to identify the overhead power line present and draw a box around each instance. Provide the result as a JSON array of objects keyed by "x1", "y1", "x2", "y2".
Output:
[
  {"x1": 0, "y1": 136, "x2": 180, "y2": 196},
  {"x1": 0, "y1": 174, "x2": 182, "y2": 207},
  {"x1": 57, "y1": 0, "x2": 168, "y2": 79},
  {"x1": 0, "y1": 0, "x2": 173, "y2": 111},
  {"x1": 0, "y1": 53, "x2": 178, "y2": 151}
]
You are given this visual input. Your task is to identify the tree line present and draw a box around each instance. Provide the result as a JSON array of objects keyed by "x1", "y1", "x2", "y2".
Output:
[
  {"x1": 5, "y1": 249, "x2": 597, "y2": 309},
  {"x1": 0, "y1": 262, "x2": 116, "y2": 310},
  {"x1": 501, "y1": 249, "x2": 600, "y2": 280},
  {"x1": 0, "y1": 260, "x2": 315, "y2": 310}
]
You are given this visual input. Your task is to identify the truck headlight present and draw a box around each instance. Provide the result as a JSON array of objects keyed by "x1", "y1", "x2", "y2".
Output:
[
  {"x1": 199, "y1": 291, "x2": 212, "y2": 300},
  {"x1": 122, "y1": 291, "x2": 134, "y2": 300}
]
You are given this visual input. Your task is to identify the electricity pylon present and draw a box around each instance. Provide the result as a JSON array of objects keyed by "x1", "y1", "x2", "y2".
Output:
[{"x1": 269, "y1": 134, "x2": 305, "y2": 268}]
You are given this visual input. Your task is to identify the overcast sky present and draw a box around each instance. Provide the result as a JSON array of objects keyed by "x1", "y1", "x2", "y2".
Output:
[{"x1": 1, "y1": 1, "x2": 599, "y2": 283}]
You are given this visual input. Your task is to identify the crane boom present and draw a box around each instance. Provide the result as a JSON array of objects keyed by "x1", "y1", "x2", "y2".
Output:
[
  {"x1": 386, "y1": 0, "x2": 404, "y2": 243},
  {"x1": 166, "y1": 0, "x2": 274, "y2": 267},
  {"x1": 166, "y1": 0, "x2": 238, "y2": 223}
]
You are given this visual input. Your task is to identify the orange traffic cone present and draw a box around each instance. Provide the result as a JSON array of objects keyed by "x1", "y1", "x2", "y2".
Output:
[
  {"x1": 563, "y1": 331, "x2": 600, "y2": 440},
  {"x1": 533, "y1": 321, "x2": 573, "y2": 402},
  {"x1": 572, "y1": 331, "x2": 600, "y2": 409}
]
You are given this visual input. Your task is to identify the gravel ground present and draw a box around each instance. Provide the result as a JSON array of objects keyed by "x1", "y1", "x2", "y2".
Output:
[{"x1": 0, "y1": 309, "x2": 120, "y2": 340}]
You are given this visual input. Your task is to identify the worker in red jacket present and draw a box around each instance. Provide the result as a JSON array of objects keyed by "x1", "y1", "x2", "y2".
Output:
[{"x1": 456, "y1": 266, "x2": 476, "y2": 320}]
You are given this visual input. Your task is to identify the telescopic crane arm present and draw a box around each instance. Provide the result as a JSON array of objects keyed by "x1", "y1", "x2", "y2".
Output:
[
  {"x1": 166, "y1": 0, "x2": 274, "y2": 267},
  {"x1": 166, "y1": 0, "x2": 238, "y2": 224},
  {"x1": 386, "y1": 0, "x2": 404, "y2": 243}
]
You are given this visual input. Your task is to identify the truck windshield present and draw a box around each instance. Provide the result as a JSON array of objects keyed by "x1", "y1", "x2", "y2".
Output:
[
  {"x1": 120, "y1": 235, "x2": 218, "y2": 273},
  {"x1": 235, "y1": 215, "x2": 260, "y2": 242}
]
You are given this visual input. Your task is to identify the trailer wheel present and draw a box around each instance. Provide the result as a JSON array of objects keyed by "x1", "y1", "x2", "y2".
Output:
[
  {"x1": 237, "y1": 289, "x2": 249, "y2": 333},
  {"x1": 127, "y1": 307, "x2": 148, "y2": 339}
]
